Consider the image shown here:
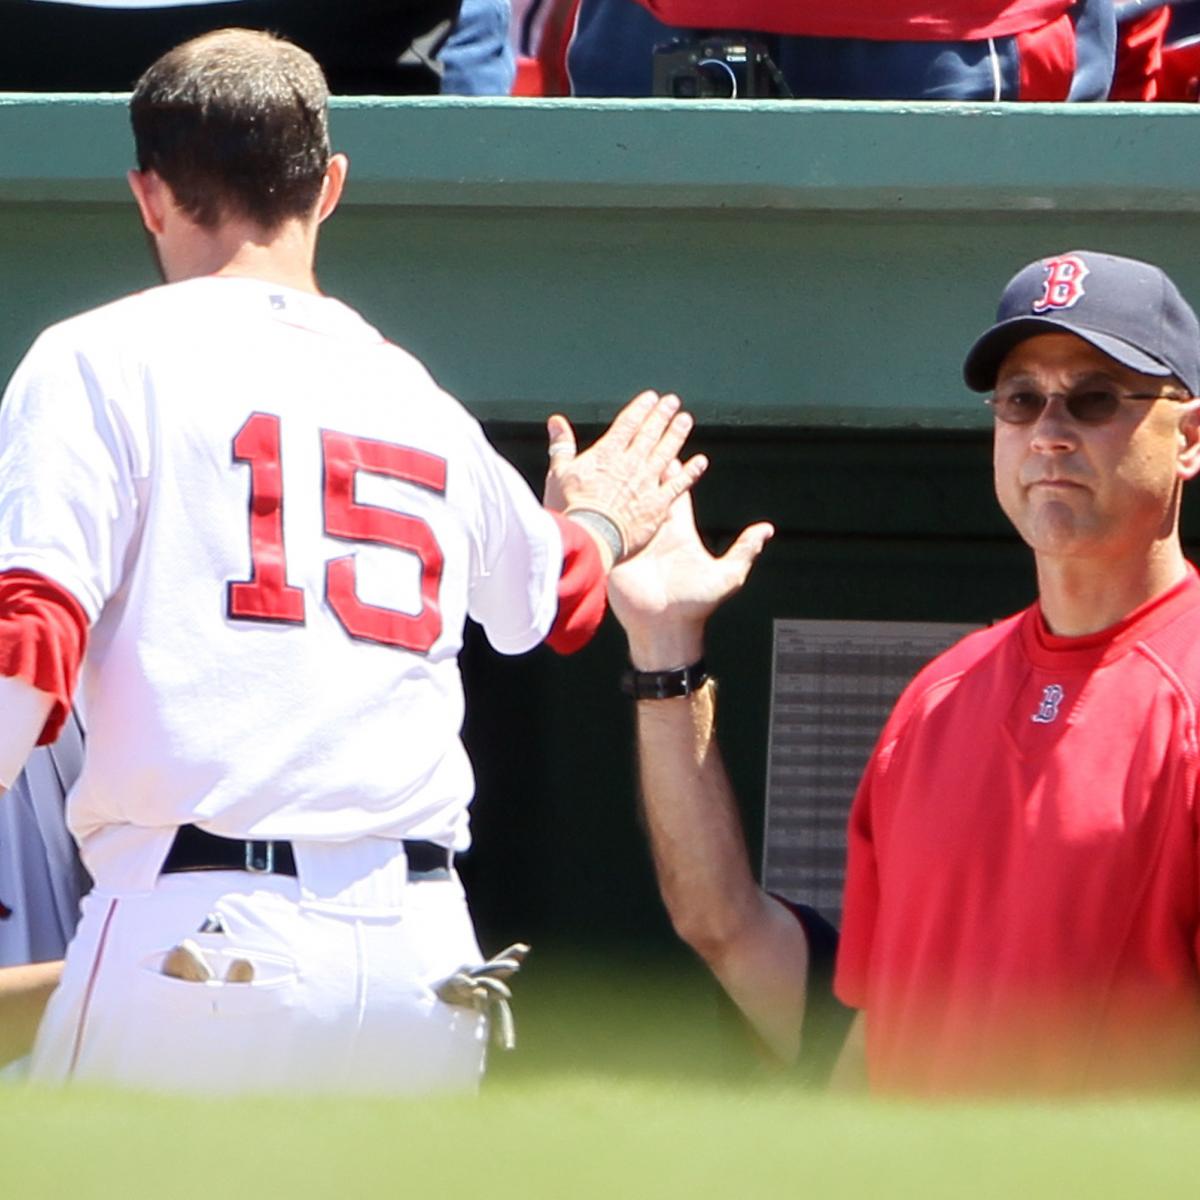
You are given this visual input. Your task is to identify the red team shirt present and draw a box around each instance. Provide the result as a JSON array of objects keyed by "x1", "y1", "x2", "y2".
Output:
[
  {"x1": 632, "y1": 1, "x2": 1074, "y2": 41},
  {"x1": 836, "y1": 570, "x2": 1200, "y2": 1094}
]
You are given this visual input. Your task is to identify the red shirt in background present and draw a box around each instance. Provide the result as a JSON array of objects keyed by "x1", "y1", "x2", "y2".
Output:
[{"x1": 633, "y1": 1, "x2": 1074, "y2": 42}]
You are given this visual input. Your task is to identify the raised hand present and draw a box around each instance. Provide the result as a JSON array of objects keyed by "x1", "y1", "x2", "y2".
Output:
[
  {"x1": 608, "y1": 475, "x2": 773, "y2": 670},
  {"x1": 543, "y1": 390, "x2": 708, "y2": 563}
]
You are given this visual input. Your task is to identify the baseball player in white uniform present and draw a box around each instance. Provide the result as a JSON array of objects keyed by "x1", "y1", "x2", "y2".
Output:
[{"x1": 0, "y1": 28, "x2": 705, "y2": 1094}]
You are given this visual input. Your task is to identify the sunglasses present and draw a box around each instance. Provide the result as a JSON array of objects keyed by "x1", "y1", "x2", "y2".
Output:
[{"x1": 987, "y1": 386, "x2": 1186, "y2": 426}]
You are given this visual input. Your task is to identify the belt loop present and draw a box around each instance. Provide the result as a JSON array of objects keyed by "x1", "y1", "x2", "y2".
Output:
[{"x1": 245, "y1": 840, "x2": 274, "y2": 874}]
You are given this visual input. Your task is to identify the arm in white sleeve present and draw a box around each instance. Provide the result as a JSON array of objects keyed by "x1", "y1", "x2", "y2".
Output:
[{"x1": 0, "y1": 674, "x2": 53, "y2": 790}]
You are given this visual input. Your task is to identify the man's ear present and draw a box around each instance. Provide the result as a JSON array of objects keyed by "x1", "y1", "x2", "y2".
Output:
[
  {"x1": 1176, "y1": 397, "x2": 1200, "y2": 481},
  {"x1": 316, "y1": 153, "x2": 348, "y2": 225},
  {"x1": 127, "y1": 168, "x2": 168, "y2": 236}
]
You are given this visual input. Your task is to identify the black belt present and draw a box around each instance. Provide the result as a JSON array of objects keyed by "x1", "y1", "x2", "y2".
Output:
[{"x1": 160, "y1": 824, "x2": 454, "y2": 879}]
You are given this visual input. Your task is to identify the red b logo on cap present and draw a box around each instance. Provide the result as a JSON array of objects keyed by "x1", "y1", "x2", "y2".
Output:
[{"x1": 1033, "y1": 255, "x2": 1089, "y2": 312}]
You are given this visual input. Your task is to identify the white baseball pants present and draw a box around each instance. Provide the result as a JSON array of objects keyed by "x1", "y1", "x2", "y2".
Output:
[{"x1": 30, "y1": 842, "x2": 489, "y2": 1095}]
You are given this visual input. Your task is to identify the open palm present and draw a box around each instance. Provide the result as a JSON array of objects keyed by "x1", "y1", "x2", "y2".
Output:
[{"x1": 608, "y1": 487, "x2": 774, "y2": 639}]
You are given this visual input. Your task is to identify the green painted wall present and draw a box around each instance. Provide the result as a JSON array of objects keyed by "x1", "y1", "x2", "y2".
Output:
[
  {"x1": 4, "y1": 96, "x2": 1200, "y2": 950},
  {"x1": 6, "y1": 97, "x2": 1200, "y2": 428}
]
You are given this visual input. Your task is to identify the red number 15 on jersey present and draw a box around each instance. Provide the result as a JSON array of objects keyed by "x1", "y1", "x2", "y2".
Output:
[{"x1": 226, "y1": 412, "x2": 445, "y2": 653}]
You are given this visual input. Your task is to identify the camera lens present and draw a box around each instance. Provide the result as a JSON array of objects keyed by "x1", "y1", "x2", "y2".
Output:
[{"x1": 696, "y1": 58, "x2": 737, "y2": 99}]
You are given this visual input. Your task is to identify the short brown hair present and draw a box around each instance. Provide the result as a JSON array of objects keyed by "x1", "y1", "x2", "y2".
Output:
[{"x1": 130, "y1": 28, "x2": 331, "y2": 230}]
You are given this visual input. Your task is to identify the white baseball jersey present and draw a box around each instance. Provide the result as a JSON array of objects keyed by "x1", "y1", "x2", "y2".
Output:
[{"x1": 0, "y1": 275, "x2": 565, "y2": 894}]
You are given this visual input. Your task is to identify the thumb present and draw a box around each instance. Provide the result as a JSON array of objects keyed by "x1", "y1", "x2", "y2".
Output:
[
  {"x1": 718, "y1": 522, "x2": 774, "y2": 590},
  {"x1": 546, "y1": 414, "x2": 577, "y2": 465},
  {"x1": 544, "y1": 414, "x2": 577, "y2": 511}
]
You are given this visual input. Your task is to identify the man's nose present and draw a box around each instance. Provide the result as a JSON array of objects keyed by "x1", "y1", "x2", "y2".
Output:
[{"x1": 1027, "y1": 397, "x2": 1080, "y2": 451}]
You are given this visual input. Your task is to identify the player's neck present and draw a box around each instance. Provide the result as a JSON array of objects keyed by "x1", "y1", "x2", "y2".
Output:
[
  {"x1": 1034, "y1": 541, "x2": 1189, "y2": 636},
  {"x1": 162, "y1": 218, "x2": 320, "y2": 294}
]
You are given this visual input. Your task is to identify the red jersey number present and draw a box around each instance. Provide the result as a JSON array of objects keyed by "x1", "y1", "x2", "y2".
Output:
[
  {"x1": 322, "y1": 430, "x2": 446, "y2": 652},
  {"x1": 227, "y1": 414, "x2": 446, "y2": 653},
  {"x1": 227, "y1": 413, "x2": 307, "y2": 624}
]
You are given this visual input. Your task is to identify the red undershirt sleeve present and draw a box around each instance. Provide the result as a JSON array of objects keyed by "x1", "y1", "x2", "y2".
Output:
[
  {"x1": 0, "y1": 568, "x2": 89, "y2": 744},
  {"x1": 544, "y1": 511, "x2": 607, "y2": 655}
]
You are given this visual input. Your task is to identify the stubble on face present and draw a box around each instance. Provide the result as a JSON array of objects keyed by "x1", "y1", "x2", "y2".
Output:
[{"x1": 991, "y1": 334, "x2": 1186, "y2": 565}]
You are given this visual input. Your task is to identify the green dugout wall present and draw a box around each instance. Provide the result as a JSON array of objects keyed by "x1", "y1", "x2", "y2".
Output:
[{"x1": 4, "y1": 96, "x2": 1200, "y2": 953}]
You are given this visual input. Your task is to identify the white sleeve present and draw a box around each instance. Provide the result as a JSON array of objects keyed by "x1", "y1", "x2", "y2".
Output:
[
  {"x1": 0, "y1": 327, "x2": 142, "y2": 621},
  {"x1": 0, "y1": 675, "x2": 52, "y2": 789},
  {"x1": 465, "y1": 438, "x2": 564, "y2": 656}
]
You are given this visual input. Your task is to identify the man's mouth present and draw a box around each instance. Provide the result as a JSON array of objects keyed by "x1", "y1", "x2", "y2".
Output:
[{"x1": 1028, "y1": 477, "x2": 1086, "y2": 491}]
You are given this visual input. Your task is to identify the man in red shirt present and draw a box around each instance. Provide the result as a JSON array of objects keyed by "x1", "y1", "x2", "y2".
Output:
[
  {"x1": 568, "y1": 0, "x2": 1116, "y2": 100},
  {"x1": 595, "y1": 250, "x2": 1200, "y2": 1093}
]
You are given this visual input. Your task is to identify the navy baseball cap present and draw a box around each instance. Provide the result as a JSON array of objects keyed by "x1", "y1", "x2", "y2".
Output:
[{"x1": 963, "y1": 250, "x2": 1200, "y2": 395}]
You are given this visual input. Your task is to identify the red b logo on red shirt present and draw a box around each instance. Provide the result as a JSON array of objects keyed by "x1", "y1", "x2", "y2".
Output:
[{"x1": 1033, "y1": 255, "x2": 1089, "y2": 313}]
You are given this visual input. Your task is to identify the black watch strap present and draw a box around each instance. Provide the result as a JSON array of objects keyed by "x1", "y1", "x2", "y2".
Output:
[{"x1": 620, "y1": 658, "x2": 709, "y2": 700}]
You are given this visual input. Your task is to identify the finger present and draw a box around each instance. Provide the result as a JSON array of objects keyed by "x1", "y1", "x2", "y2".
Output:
[
  {"x1": 628, "y1": 392, "x2": 683, "y2": 457},
  {"x1": 604, "y1": 390, "x2": 662, "y2": 448},
  {"x1": 661, "y1": 453, "x2": 708, "y2": 501},
  {"x1": 546, "y1": 413, "x2": 577, "y2": 464},
  {"x1": 659, "y1": 462, "x2": 696, "y2": 527},
  {"x1": 470, "y1": 976, "x2": 514, "y2": 1002},
  {"x1": 642, "y1": 408, "x2": 696, "y2": 476}
]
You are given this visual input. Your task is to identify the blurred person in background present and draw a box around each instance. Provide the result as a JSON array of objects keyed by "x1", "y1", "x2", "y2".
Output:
[
  {"x1": 442, "y1": 0, "x2": 518, "y2": 93},
  {"x1": 566, "y1": 0, "x2": 1117, "y2": 100},
  {"x1": 1111, "y1": 0, "x2": 1200, "y2": 98},
  {"x1": 0, "y1": 718, "x2": 85, "y2": 1077}
]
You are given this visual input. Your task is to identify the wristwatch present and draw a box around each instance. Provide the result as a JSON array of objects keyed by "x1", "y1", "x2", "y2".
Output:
[{"x1": 619, "y1": 658, "x2": 709, "y2": 700}]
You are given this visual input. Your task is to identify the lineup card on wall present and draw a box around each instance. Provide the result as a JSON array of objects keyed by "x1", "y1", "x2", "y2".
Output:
[{"x1": 762, "y1": 619, "x2": 980, "y2": 924}]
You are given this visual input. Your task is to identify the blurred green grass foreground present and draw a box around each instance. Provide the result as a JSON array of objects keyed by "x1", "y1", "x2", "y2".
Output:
[{"x1": 3, "y1": 951, "x2": 1199, "y2": 1200}]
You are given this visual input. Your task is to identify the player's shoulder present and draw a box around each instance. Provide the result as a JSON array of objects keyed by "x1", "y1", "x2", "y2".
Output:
[
  {"x1": 885, "y1": 613, "x2": 1026, "y2": 732},
  {"x1": 909, "y1": 614, "x2": 1023, "y2": 692},
  {"x1": 5, "y1": 290, "x2": 165, "y2": 406},
  {"x1": 36, "y1": 277, "x2": 365, "y2": 342},
  {"x1": 358, "y1": 339, "x2": 499, "y2": 467},
  {"x1": 1135, "y1": 570, "x2": 1200, "y2": 693},
  {"x1": 374, "y1": 336, "x2": 473, "y2": 414},
  {"x1": 29, "y1": 280, "x2": 191, "y2": 357}
]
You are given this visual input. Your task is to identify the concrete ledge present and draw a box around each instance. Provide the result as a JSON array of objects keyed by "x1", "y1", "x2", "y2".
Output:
[
  {"x1": 4, "y1": 96, "x2": 1200, "y2": 427},
  {"x1": 5, "y1": 95, "x2": 1200, "y2": 211}
]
